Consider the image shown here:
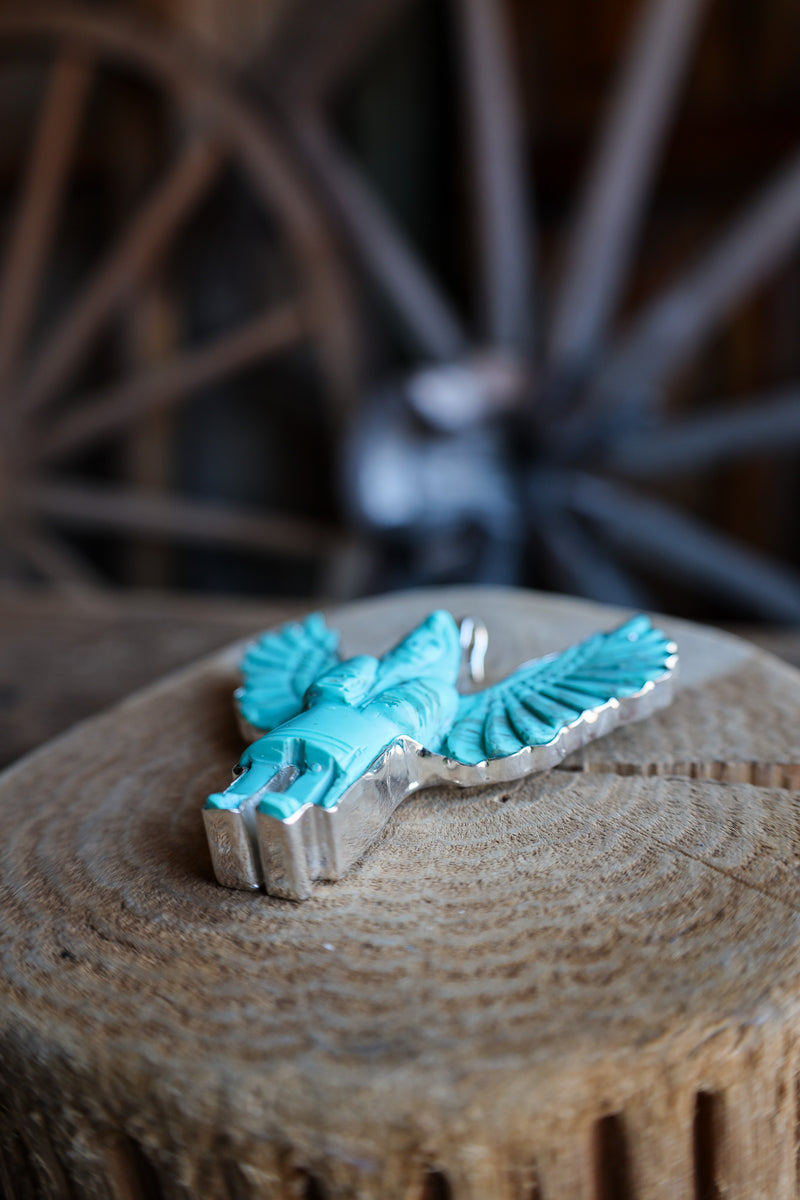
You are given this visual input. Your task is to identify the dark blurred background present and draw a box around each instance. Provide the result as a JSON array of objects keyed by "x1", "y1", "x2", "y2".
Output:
[{"x1": 2, "y1": 0, "x2": 800, "y2": 622}]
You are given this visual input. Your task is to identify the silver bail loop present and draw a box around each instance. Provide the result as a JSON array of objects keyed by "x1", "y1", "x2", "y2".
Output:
[{"x1": 458, "y1": 616, "x2": 489, "y2": 685}]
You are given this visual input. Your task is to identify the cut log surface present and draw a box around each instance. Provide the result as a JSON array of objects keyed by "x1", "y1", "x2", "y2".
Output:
[{"x1": 1, "y1": 586, "x2": 800, "y2": 1199}]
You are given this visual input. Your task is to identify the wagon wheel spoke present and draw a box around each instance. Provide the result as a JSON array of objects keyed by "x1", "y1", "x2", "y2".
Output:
[
  {"x1": 270, "y1": 0, "x2": 414, "y2": 105},
  {"x1": 293, "y1": 116, "x2": 468, "y2": 362},
  {"x1": 453, "y1": 0, "x2": 532, "y2": 350},
  {"x1": 13, "y1": 137, "x2": 224, "y2": 418},
  {"x1": 39, "y1": 303, "x2": 305, "y2": 463},
  {"x1": 533, "y1": 510, "x2": 650, "y2": 608},
  {"x1": 607, "y1": 384, "x2": 800, "y2": 478},
  {"x1": 0, "y1": 47, "x2": 92, "y2": 395},
  {"x1": 594, "y1": 148, "x2": 800, "y2": 410},
  {"x1": 547, "y1": 0, "x2": 707, "y2": 376},
  {"x1": 25, "y1": 480, "x2": 342, "y2": 561},
  {"x1": 2, "y1": 517, "x2": 103, "y2": 588},
  {"x1": 554, "y1": 472, "x2": 800, "y2": 622}
]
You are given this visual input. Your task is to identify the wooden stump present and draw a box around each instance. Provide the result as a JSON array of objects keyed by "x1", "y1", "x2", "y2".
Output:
[{"x1": 1, "y1": 586, "x2": 800, "y2": 1199}]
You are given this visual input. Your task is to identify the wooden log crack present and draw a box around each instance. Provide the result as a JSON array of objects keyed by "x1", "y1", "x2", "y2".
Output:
[{"x1": 557, "y1": 759, "x2": 800, "y2": 787}]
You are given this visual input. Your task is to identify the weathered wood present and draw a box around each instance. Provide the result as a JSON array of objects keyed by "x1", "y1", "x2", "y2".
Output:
[
  {"x1": 0, "y1": 7, "x2": 359, "y2": 588},
  {"x1": 40, "y1": 303, "x2": 305, "y2": 463},
  {"x1": 26, "y1": 480, "x2": 342, "y2": 561},
  {"x1": 0, "y1": 50, "x2": 92, "y2": 395},
  {"x1": 16, "y1": 139, "x2": 223, "y2": 418},
  {"x1": 1, "y1": 585, "x2": 800, "y2": 1199}
]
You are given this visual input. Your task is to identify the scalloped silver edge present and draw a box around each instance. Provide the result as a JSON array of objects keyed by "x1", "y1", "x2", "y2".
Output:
[{"x1": 203, "y1": 647, "x2": 677, "y2": 899}]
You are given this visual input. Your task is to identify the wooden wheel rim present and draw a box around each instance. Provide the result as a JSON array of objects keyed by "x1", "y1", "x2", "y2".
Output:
[
  {"x1": 0, "y1": 5, "x2": 357, "y2": 586},
  {"x1": 0, "y1": 4, "x2": 354, "y2": 345}
]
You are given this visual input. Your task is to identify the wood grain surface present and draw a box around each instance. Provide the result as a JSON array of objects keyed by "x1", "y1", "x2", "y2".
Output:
[{"x1": 1, "y1": 586, "x2": 800, "y2": 1199}]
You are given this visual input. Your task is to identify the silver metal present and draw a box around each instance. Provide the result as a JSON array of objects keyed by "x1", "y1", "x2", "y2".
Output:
[
  {"x1": 209, "y1": 651, "x2": 677, "y2": 900},
  {"x1": 458, "y1": 615, "x2": 489, "y2": 684}
]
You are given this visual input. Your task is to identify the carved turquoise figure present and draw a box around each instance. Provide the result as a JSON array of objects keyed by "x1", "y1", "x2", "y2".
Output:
[{"x1": 204, "y1": 610, "x2": 677, "y2": 899}]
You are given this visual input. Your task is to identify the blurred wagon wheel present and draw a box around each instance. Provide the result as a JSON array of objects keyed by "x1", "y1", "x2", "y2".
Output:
[
  {"x1": 0, "y1": 5, "x2": 357, "y2": 592},
  {"x1": 266, "y1": 0, "x2": 800, "y2": 619}
]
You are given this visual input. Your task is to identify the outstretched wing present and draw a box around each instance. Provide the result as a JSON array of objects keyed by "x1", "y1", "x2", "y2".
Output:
[
  {"x1": 440, "y1": 615, "x2": 677, "y2": 764},
  {"x1": 236, "y1": 613, "x2": 340, "y2": 736}
]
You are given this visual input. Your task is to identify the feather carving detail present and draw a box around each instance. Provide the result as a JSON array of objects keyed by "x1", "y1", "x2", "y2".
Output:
[
  {"x1": 236, "y1": 612, "x2": 340, "y2": 734},
  {"x1": 440, "y1": 615, "x2": 676, "y2": 763}
]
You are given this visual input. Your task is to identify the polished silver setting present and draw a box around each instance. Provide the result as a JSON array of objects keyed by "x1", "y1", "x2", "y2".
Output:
[{"x1": 204, "y1": 649, "x2": 677, "y2": 900}]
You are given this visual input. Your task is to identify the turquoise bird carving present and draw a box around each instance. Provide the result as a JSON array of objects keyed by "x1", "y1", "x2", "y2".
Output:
[{"x1": 204, "y1": 610, "x2": 677, "y2": 899}]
